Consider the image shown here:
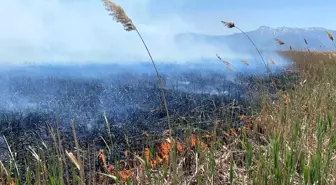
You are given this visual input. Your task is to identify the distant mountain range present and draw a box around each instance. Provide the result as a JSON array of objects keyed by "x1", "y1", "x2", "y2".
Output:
[{"x1": 175, "y1": 26, "x2": 336, "y2": 53}]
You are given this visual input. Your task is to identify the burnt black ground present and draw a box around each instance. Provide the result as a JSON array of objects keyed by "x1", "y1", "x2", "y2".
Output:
[{"x1": 0, "y1": 62, "x2": 296, "y2": 165}]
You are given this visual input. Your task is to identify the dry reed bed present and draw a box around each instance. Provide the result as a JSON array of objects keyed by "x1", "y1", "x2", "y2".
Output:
[{"x1": 1, "y1": 0, "x2": 336, "y2": 183}]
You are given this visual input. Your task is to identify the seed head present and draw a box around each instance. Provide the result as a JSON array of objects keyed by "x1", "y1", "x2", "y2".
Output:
[
  {"x1": 241, "y1": 60, "x2": 249, "y2": 66},
  {"x1": 65, "y1": 150, "x2": 81, "y2": 170},
  {"x1": 216, "y1": 54, "x2": 230, "y2": 65},
  {"x1": 268, "y1": 58, "x2": 276, "y2": 64},
  {"x1": 326, "y1": 31, "x2": 334, "y2": 41},
  {"x1": 102, "y1": 0, "x2": 136, "y2": 31},
  {"x1": 221, "y1": 21, "x2": 235, "y2": 28},
  {"x1": 274, "y1": 38, "x2": 285, "y2": 45}
]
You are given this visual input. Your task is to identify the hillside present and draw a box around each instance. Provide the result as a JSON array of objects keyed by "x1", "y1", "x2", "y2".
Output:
[{"x1": 175, "y1": 26, "x2": 336, "y2": 53}]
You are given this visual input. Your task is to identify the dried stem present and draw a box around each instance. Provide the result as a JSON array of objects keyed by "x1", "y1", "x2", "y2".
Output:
[
  {"x1": 235, "y1": 26, "x2": 270, "y2": 73},
  {"x1": 221, "y1": 21, "x2": 270, "y2": 73},
  {"x1": 2, "y1": 135, "x2": 20, "y2": 177},
  {"x1": 102, "y1": 0, "x2": 171, "y2": 134},
  {"x1": 134, "y1": 28, "x2": 171, "y2": 132}
]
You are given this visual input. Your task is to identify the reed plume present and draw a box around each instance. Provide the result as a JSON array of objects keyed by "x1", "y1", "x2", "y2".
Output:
[
  {"x1": 65, "y1": 150, "x2": 81, "y2": 170},
  {"x1": 102, "y1": 0, "x2": 171, "y2": 132},
  {"x1": 226, "y1": 65, "x2": 233, "y2": 72},
  {"x1": 326, "y1": 31, "x2": 334, "y2": 41},
  {"x1": 269, "y1": 58, "x2": 276, "y2": 65},
  {"x1": 303, "y1": 38, "x2": 311, "y2": 53},
  {"x1": 222, "y1": 21, "x2": 235, "y2": 28},
  {"x1": 221, "y1": 21, "x2": 269, "y2": 73},
  {"x1": 102, "y1": 0, "x2": 135, "y2": 31},
  {"x1": 274, "y1": 38, "x2": 285, "y2": 45},
  {"x1": 325, "y1": 31, "x2": 336, "y2": 49},
  {"x1": 241, "y1": 60, "x2": 249, "y2": 66},
  {"x1": 216, "y1": 54, "x2": 230, "y2": 65}
]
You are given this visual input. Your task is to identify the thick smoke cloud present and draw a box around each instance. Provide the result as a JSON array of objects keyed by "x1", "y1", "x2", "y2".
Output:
[{"x1": 0, "y1": 0, "x2": 241, "y2": 65}]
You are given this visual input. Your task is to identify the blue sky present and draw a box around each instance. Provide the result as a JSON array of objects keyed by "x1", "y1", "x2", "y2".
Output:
[{"x1": 0, "y1": 0, "x2": 336, "y2": 64}]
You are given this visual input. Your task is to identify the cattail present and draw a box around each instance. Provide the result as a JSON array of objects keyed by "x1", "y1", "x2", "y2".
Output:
[
  {"x1": 102, "y1": 0, "x2": 135, "y2": 31},
  {"x1": 326, "y1": 31, "x2": 334, "y2": 41},
  {"x1": 274, "y1": 38, "x2": 285, "y2": 45},
  {"x1": 290, "y1": 46, "x2": 293, "y2": 50},
  {"x1": 221, "y1": 21, "x2": 235, "y2": 28},
  {"x1": 65, "y1": 150, "x2": 81, "y2": 170},
  {"x1": 304, "y1": 38, "x2": 308, "y2": 45}
]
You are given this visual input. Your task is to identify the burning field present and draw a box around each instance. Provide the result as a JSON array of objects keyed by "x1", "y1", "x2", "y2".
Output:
[
  {"x1": 0, "y1": 57, "x2": 299, "y2": 184},
  {"x1": 0, "y1": 0, "x2": 335, "y2": 183}
]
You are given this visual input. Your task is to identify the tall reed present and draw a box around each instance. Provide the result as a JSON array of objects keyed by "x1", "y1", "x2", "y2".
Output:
[
  {"x1": 102, "y1": 0, "x2": 171, "y2": 133},
  {"x1": 221, "y1": 21, "x2": 270, "y2": 73}
]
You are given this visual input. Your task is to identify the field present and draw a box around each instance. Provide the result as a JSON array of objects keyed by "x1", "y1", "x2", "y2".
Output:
[
  {"x1": 1, "y1": 50, "x2": 335, "y2": 185},
  {"x1": 1, "y1": 1, "x2": 336, "y2": 184}
]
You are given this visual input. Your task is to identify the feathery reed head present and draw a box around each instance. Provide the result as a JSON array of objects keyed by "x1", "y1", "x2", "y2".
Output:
[
  {"x1": 274, "y1": 38, "x2": 285, "y2": 45},
  {"x1": 226, "y1": 65, "x2": 233, "y2": 72},
  {"x1": 221, "y1": 21, "x2": 235, "y2": 28},
  {"x1": 326, "y1": 31, "x2": 334, "y2": 41},
  {"x1": 241, "y1": 60, "x2": 249, "y2": 66},
  {"x1": 216, "y1": 54, "x2": 222, "y2": 60},
  {"x1": 102, "y1": 0, "x2": 136, "y2": 31},
  {"x1": 66, "y1": 150, "x2": 81, "y2": 170},
  {"x1": 269, "y1": 58, "x2": 276, "y2": 64},
  {"x1": 216, "y1": 54, "x2": 230, "y2": 65}
]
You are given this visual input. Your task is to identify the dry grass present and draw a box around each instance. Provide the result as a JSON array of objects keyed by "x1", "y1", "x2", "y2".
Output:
[{"x1": 1, "y1": 2, "x2": 336, "y2": 184}]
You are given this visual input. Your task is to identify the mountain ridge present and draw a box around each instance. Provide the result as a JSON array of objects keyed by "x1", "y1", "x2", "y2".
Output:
[{"x1": 175, "y1": 26, "x2": 336, "y2": 52}]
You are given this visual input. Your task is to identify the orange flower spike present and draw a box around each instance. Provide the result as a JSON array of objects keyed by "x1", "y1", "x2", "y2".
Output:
[
  {"x1": 144, "y1": 148, "x2": 151, "y2": 165},
  {"x1": 124, "y1": 151, "x2": 128, "y2": 157},
  {"x1": 230, "y1": 128, "x2": 238, "y2": 137},
  {"x1": 150, "y1": 160, "x2": 157, "y2": 169},
  {"x1": 159, "y1": 139, "x2": 171, "y2": 164},
  {"x1": 119, "y1": 170, "x2": 133, "y2": 182},
  {"x1": 190, "y1": 134, "x2": 207, "y2": 150},
  {"x1": 11, "y1": 178, "x2": 16, "y2": 185},
  {"x1": 223, "y1": 131, "x2": 230, "y2": 137},
  {"x1": 190, "y1": 134, "x2": 197, "y2": 148},
  {"x1": 155, "y1": 155, "x2": 164, "y2": 165},
  {"x1": 97, "y1": 149, "x2": 107, "y2": 168}
]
